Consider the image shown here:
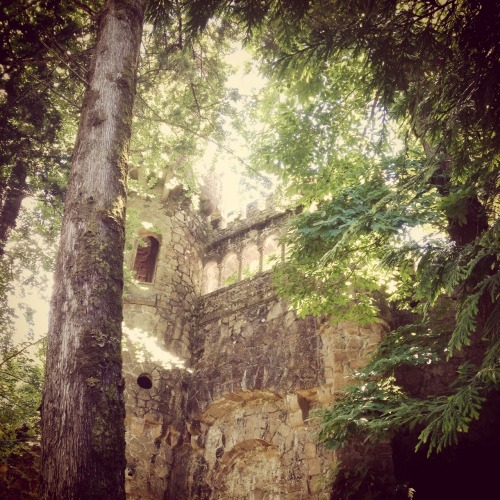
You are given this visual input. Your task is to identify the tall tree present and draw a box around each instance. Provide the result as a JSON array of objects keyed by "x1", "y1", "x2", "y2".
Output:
[
  {"x1": 40, "y1": 0, "x2": 145, "y2": 497},
  {"x1": 0, "y1": 0, "x2": 93, "y2": 256},
  {"x1": 1, "y1": 1, "x2": 236, "y2": 495},
  {"x1": 0, "y1": 2, "x2": 94, "y2": 468}
]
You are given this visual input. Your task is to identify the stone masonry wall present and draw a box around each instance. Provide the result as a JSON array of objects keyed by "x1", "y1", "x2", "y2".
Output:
[
  {"x1": 122, "y1": 191, "x2": 388, "y2": 498},
  {"x1": 123, "y1": 185, "x2": 206, "y2": 499},
  {"x1": 172, "y1": 270, "x2": 385, "y2": 498}
]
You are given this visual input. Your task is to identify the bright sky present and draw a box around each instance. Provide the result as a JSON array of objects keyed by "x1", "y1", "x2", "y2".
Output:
[
  {"x1": 7, "y1": 226, "x2": 53, "y2": 348},
  {"x1": 7, "y1": 44, "x2": 267, "y2": 349},
  {"x1": 195, "y1": 42, "x2": 269, "y2": 217}
]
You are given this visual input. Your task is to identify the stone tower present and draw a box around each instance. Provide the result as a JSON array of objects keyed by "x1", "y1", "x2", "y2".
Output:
[{"x1": 122, "y1": 174, "x2": 389, "y2": 498}]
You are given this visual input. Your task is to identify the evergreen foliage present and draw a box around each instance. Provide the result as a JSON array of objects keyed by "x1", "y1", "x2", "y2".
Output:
[
  {"x1": 187, "y1": 0, "x2": 500, "y2": 459},
  {"x1": 0, "y1": 340, "x2": 44, "y2": 462}
]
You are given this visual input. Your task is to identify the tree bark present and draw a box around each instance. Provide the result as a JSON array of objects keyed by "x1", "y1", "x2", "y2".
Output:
[
  {"x1": 411, "y1": 119, "x2": 489, "y2": 248},
  {"x1": 40, "y1": 1, "x2": 145, "y2": 498},
  {"x1": 0, "y1": 155, "x2": 27, "y2": 257}
]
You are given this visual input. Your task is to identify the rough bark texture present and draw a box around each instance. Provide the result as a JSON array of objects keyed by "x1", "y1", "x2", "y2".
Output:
[{"x1": 40, "y1": 0, "x2": 144, "y2": 498}]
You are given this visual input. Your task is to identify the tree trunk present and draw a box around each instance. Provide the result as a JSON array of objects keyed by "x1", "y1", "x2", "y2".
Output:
[
  {"x1": 0, "y1": 155, "x2": 27, "y2": 257},
  {"x1": 40, "y1": 1, "x2": 145, "y2": 498},
  {"x1": 412, "y1": 119, "x2": 489, "y2": 248}
]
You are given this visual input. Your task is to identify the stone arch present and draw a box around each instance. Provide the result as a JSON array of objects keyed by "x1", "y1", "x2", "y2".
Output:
[
  {"x1": 221, "y1": 252, "x2": 239, "y2": 286},
  {"x1": 210, "y1": 440, "x2": 284, "y2": 499},
  {"x1": 241, "y1": 242, "x2": 260, "y2": 279},
  {"x1": 133, "y1": 235, "x2": 160, "y2": 283},
  {"x1": 221, "y1": 439, "x2": 275, "y2": 465},
  {"x1": 262, "y1": 233, "x2": 280, "y2": 271},
  {"x1": 203, "y1": 261, "x2": 219, "y2": 294}
]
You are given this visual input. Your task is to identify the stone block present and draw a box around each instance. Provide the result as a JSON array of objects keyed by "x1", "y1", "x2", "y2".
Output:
[
  {"x1": 333, "y1": 351, "x2": 350, "y2": 363},
  {"x1": 144, "y1": 422, "x2": 163, "y2": 440},
  {"x1": 289, "y1": 410, "x2": 305, "y2": 428},
  {"x1": 126, "y1": 416, "x2": 144, "y2": 436},
  {"x1": 307, "y1": 457, "x2": 322, "y2": 476},
  {"x1": 317, "y1": 385, "x2": 334, "y2": 405},
  {"x1": 304, "y1": 441, "x2": 317, "y2": 459},
  {"x1": 347, "y1": 336, "x2": 364, "y2": 350},
  {"x1": 338, "y1": 320, "x2": 360, "y2": 333},
  {"x1": 349, "y1": 356, "x2": 369, "y2": 370},
  {"x1": 266, "y1": 302, "x2": 284, "y2": 321},
  {"x1": 286, "y1": 394, "x2": 301, "y2": 412}
]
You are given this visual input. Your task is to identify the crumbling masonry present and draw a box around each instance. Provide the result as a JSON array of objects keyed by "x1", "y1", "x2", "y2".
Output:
[{"x1": 122, "y1": 178, "x2": 389, "y2": 499}]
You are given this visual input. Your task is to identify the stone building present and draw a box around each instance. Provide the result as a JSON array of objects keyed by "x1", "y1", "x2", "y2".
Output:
[{"x1": 122, "y1": 176, "x2": 388, "y2": 499}]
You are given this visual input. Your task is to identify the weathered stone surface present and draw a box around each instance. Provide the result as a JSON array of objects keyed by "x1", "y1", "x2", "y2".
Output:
[
  {"x1": 121, "y1": 187, "x2": 387, "y2": 498},
  {"x1": 123, "y1": 188, "x2": 206, "y2": 499},
  {"x1": 189, "y1": 273, "x2": 324, "y2": 417}
]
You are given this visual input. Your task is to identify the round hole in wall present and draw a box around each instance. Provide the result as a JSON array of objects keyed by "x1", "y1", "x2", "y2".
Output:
[{"x1": 137, "y1": 373, "x2": 153, "y2": 389}]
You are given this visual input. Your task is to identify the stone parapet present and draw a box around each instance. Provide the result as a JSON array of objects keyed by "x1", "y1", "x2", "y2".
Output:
[{"x1": 189, "y1": 273, "x2": 324, "y2": 416}]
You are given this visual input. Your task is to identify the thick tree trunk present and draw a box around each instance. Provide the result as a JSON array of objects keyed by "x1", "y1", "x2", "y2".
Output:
[
  {"x1": 0, "y1": 155, "x2": 27, "y2": 257},
  {"x1": 412, "y1": 121, "x2": 489, "y2": 247},
  {"x1": 40, "y1": 1, "x2": 145, "y2": 498},
  {"x1": 428, "y1": 159, "x2": 489, "y2": 248}
]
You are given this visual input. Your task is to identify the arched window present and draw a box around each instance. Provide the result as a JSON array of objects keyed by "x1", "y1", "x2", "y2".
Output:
[
  {"x1": 133, "y1": 236, "x2": 159, "y2": 283},
  {"x1": 221, "y1": 253, "x2": 239, "y2": 286},
  {"x1": 241, "y1": 243, "x2": 260, "y2": 278},
  {"x1": 262, "y1": 234, "x2": 280, "y2": 271},
  {"x1": 203, "y1": 261, "x2": 219, "y2": 294}
]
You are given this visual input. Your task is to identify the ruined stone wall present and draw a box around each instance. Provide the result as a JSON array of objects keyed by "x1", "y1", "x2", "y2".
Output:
[
  {"x1": 183, "y1": 273, "x2": 333, "y2": 498},
  {"x1": 122, "y1": 194, "x2": 388, "y2": 499},
  {"x1": 174, "y1": 270, "x2": 385, "y2": 498},
  {"x1": 202, "y1": 204, "x2": 291, "y2": 293},
  {"x1": 123, "y1": 186, "x2": 207, "y2": 499}
]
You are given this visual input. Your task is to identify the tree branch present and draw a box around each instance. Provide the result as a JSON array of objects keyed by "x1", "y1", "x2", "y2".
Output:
[{"x1": 0, "y1": 337, "x2": 46, "y2": 369}]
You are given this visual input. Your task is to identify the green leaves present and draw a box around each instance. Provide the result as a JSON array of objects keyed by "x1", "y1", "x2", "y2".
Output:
[
  {"x1": 229, "y1": 0, "x2": 500, "y2": 464},
  {"x1": 317, "y1": 376, "x2": 407, "y2": 449},
  {"x1": 0, "y1": 339, "x2": 44, "y2": 462},
  {"x1": 184, "y1": 0, "x2": 311, "y2": 37},
  {"x1": 317, "y1": 324, "x2": 497, "y2": 457},
  {"x1": 129, "y1": 20, "x2": 237, "y2": 195},
  {"x1": 437, "y1": 190, "x2": 474, "y2": 226},
  {"x1": 395, "y1": 371, "x2": 487, "y2": 456}
]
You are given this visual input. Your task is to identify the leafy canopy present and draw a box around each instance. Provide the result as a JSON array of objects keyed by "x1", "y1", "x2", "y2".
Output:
[{"x1": 195, "y1": 0, "x2": 500, "y2": 456}]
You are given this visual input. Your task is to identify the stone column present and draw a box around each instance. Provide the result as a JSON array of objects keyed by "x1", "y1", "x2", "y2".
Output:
[
  {"x1": 217, "y1": 262, "x2": 223, "y2": 289},
  {"x1": 237, "y1": 249, "x2": 243, "y2": 281}
]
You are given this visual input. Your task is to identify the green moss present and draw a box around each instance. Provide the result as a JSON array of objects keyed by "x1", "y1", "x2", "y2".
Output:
[
  {"x1": 86, "y1": 377, "x2": 100, "y2": 387},
  {"x1": 91, "y1": 388, "x2": 125, "y2": 460}
]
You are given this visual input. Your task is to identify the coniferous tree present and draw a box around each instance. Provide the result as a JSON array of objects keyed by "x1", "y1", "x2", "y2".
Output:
[
  {"x1": 40, "y1": 0, "x2": 145, "y2": 497},
  {"x1": 185, "y1": 0, "x2": 500, "y2": 486}
]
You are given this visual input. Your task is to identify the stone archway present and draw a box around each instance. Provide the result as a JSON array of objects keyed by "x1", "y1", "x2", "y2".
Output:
[{"x1": 209, "y1": 440, "x2": 285, "y2": 500}]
